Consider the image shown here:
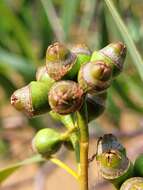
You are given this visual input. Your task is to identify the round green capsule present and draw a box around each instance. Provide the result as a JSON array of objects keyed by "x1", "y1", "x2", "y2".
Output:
[
  {"x1": 32, "y1": 128, "x2": 62, "y2": 157},
  {"x1": 134, "y1": 154, "x2": 143, "y2": 177}
]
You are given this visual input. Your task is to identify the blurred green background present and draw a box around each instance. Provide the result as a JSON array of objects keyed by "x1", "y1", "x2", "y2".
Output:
[{"x1": 0, "y1": 0, "x2": 143, "y2": 190}]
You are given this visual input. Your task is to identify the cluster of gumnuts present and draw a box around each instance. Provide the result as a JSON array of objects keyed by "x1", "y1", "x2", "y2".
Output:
[{"x1": 11, "y1": 42, "x2": 126, "y2": 159}]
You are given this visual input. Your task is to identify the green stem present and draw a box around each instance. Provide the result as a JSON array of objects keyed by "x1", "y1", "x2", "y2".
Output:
[
  {"x1": 77, "y1": 103, "x2": 89, "y2": 190},
  {"x1": 60, "y1": 127, "x2": 77, "y2": 141}
]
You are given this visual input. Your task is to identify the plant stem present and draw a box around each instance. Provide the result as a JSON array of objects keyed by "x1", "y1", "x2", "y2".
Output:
[
  {"x1": 77, "y1": 103, "x2": 89, "y2": 190},
  {"x1": 60, "y1": 127, "x2": 77, "y2": 141},
  {"x1": 50, "y1": 111, "x2": 80, "y2": 163},
  {"x1": 50, "y1": 157, "x2": 79, "y2": 180}
]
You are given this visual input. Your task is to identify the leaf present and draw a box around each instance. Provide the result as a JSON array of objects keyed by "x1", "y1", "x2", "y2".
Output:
[
  {"x1": 0, "y1": 48, "x2": 36, "y2": 82},
  {"x1": 0, "y1": 1, "x2": 37, "y2": 62},
  {"x1": 112, "y1": 79, "x2": 143, "y2": 113},
  {"x1": 61, "y1": 0, "x2": 79, "y2": 40},
  {"x1": 104, "y1": 0, "x2": 143, "y2": 81},
  {"x1": 0, "y1": 74, "x2": 16, "y2": 97},
  {"x1": 106, "y1": 89, "x2": 121, "y2": 126},
  {"x1": 40, "y1": 0, "x2": 65, "y2": 42},
  {"x1": 0, "y1": 154, "x2": 44, "y2": 183}
]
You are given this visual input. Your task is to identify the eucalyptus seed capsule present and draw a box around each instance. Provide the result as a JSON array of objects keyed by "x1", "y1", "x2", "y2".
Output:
[
  {"x1": 91, "y1": 42, "x2": 127, "y2": 77},
  {"x1": 11, "y1": 81, "x2": 52, "y2": 117},
  {"x1": 86, "y1": 92, "x2": 107, "y2": 122},
  {"x1": 66, "y1": 44, "x2": 91, "y2": 79},
  {"x1": 96, "y1": 134, "x2": 133, "y2": 188},
  {"x1": 48, "y1": 80, "x2": 84, "y2": 115},
  {"x1": 32, "y1": 128, "x2": 62, "y2": 157},
  {"x1": 78, "y1": 61, "x2": 112, "y2": 94},
  {"x1": 134, "y1": 154, "x2": 143, "y2": 177},
  {"x1": 36, "y1": 66, "x2": 55, "y2": 84},
  {"x1": 120, "y1": 177, "x2": 143, "y2": 190},
  {"x1": 96, "y1": 134, "x2": 126, "y2": 161},
  {"x1": 46, "y1": 42, "x2": 77, "y2": 80}
]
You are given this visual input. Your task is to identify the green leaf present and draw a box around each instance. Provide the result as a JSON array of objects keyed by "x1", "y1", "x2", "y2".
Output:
[
  {"x1": 0, "y1": 48, "x2": 36, "y2": 82},
  {"x1": 61, "y1": 0, "x2": 79, "y2": 40},
  {"x1": 40, "y1": 0, "x2": 65, "y2": 42},
  {"x1": 0, "y1": 154, "x2": 44, "y2": 183},
  {"x1": 112, "y1": 79, "x2": 143, "y2": 113},
  {"x1": 0, "y1": 74, "x2": 16, "y2": 97},
  {"x1": 0, "y1": 1, "x2": 37, "y2": 62},
  {"x1": 104, "y1": 0, "x2": 143, "y2": 81},
  {"x1": 106, "y1": 89, "x2": 121, "y2": 126}
]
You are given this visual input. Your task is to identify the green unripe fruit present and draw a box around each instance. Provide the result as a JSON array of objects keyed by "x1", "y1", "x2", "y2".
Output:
[
  {"x1": 11, "y1": 81, "x2": 52, "y2": 117},
  {"x1": 134, "y1": 154, "x2": 143, "y2": 177},
  {"x1": 36, "y1": 66, "x2": 55, "y2": 84},
  {"x1": 48, "y1": 80, "x2": 84, "y2": 115},
  {"x1": 91, "y1": 42, "x2": 126, "y2": 77},
  {"x1": 96, "y1": 134, "x2": 133, "y2": 189},
  {"x1": 78, "y1": 61, "x2": 112, "y2": 94},
  {"x1": 32, "y1": 128, "x2": 62, "y2": 157},
  {"x1": 66, "y1": 44, "x2": 91, "y2": 79},
  {"x1": 86, "y1": 92, "x2": 107, "y2": 122},
  {"x1": 120, "y1": 177, "x2": 143, "y2": 190},
  {"x1": 46, "y1": 42, "x2": 77, "y2": 80}
]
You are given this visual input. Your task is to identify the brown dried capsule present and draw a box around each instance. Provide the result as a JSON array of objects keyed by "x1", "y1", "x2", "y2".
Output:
[
  {"x1": 48, "y1": 81, "x2": 84, "y2": 115},
  {"x1": 46, "y1": 42, "x2": 76, "y2": 80},
  {"x1": 78, "y1": 61, "x2": 112, "y2": 94}
]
